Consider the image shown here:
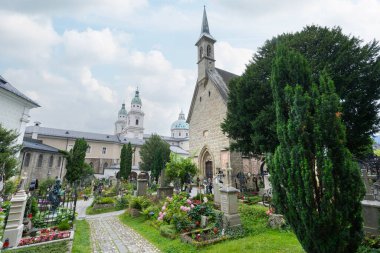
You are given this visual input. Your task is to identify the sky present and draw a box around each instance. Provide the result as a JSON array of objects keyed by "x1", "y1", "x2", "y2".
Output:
[{"x1": 1, "y1": 0, "x2": 380, "y2": 137}]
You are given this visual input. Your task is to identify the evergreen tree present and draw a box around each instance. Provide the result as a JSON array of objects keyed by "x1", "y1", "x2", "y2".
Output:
[
  {"x1": 0, "y1": 124, "x2": 21, "y2": 181},
  {"x1": 139, "y1": 134, "x2": 170, "y2": 182},
  {"x1": 222, "y1": 25, "x2": 380, "y2": 158},
  {"x1": 125, "y1": 143, "x2": 133, "y2": 179},
  {"x1": 119, "y1": 144, "x2": 127, "y2": 179},
  {"x1": 62, "y1": 138, "x2": 88, "y2": 185},
  {"x1": 269, "y1": 46, "x2": 365, "y2": 253}
]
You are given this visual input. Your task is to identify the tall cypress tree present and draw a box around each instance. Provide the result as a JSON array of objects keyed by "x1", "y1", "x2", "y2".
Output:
[
  {"x1": 63, "y1": 138, "x2": 88, "y2": 185},
  {"x1": 120, "y1": 144, "x2": 127, "y2": 179},
  {"x1": 269, "y1": 46, "x2": 365, "y2": 253},
  {"x1": 125, "y1": 143, "x2": 133, "y2": 179}
]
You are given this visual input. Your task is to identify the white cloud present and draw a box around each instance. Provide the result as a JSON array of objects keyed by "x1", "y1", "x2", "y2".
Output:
[{"x1": 215, "y1": 42, "x2": 253, "y2": 75}]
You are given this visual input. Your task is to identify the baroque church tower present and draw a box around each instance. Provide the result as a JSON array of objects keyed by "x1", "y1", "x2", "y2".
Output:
[
  {"x1": 114, "y1": 88, "x2": 145, "y2": 139},
  {"x1": 125, "y1": 88, "x2": 144, "y2": 139}
]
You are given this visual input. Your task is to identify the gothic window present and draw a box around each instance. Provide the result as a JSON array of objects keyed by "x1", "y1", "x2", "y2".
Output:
[
  {"x1": 200, "y1": 96, "x2": 202, "y2": 102},
  {"x1": 89, "y1": 162, "x2": 94, "y2": 168},
  {"x1": 49, "y1": 155, "x2": 54, "y2": 167},
  {"x1": 186, "y1": 132, "x2": 188, "y2": 137},
  {"x1": 199, "y1": 47, "x2": 203, "y2": 58},
  {"x1": 103, "y1": 162, "x2": 108, "y2": 170},
  {"x1": 57, "y1": 157, "x2": 62, "y2": 167},
  {"x1": 102, "y1": 147, "x2": 107, "y2": 154},
  {"x1": 136, "y1": 119, "x2": 139, "y2": 125},
  {"x1": 209, "y1": 91, "x2": 211, "y2": 97},
  {"x1": 179, "y1": 132, "x2": 181, "y2": 137},
  {"x1": 87, "y1": 146, "x2": 91, "y2": 153},
  {"x1": 207, "y1": 45, "x2": 211, "y2": 57},
  {"x1": 24, "y1": 153, "x2": 31, "y2": 167},
  {"x1": 37, "y1": 154, "x2": 43, "y2": 167}
]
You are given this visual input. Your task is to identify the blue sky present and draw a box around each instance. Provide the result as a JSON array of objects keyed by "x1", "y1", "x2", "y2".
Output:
[{"x1": 1, "y1": 0, "x2": 379, "y2": 136}]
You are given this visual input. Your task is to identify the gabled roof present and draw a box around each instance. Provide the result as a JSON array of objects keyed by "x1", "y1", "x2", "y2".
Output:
[
  {"x1": 0, "y1": 75, "x2": 40, "y2": 107},
  {"x1": 22, "y1": 138, "x2": 59, "y2": 153},
  {"x1": 25, "y1": 126, "x2": 144, "y2": 145},
  {"x1": 187, "y1": 68, "x2": 238, "y2": 122}
]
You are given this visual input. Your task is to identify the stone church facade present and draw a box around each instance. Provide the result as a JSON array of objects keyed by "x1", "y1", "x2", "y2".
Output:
[{"x1": 188, "y1": 8, "x2": 261, "y2": 180}]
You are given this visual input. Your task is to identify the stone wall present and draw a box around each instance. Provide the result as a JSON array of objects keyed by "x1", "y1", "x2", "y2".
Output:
[{"x1": 189, "y1": 78, "x2": 230, "y2": 178}]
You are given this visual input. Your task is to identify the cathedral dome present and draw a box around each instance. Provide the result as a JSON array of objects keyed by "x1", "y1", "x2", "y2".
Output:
[
  {"x1": 171, "y1": 111, "x2": 189, "y2": 130},
  {"x1": 131, "y1": 89, "x2": 142, "y2": 106},
  {"x1": 118, "y1": 103, "x2": 127, "y2": 116}
]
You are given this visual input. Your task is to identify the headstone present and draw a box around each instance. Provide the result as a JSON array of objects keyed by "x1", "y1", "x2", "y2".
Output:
[
  {"x1": 362, "y1": 199, "x2": 380, "y2": 235},
  {"x1": 2, "y1": 178, "x2": 28, "y2": 248},
  {"x1": 201, "y1": 215, "x2": 208, "y2": 228},
  {"x1": 213, "y1": 177, "x2": 221, "y2": 208},
  {"x1": 362, "y1": 169, "x2": 375, "y2": 200},
  {"x1": 220, "y1": 166, "x2": 241, "y2": 229},
  {"x1": 137, "y1": 172, "x2": 148, "y2": 196},
  {"x1": 157, "y1": 169, "x2": 174, "y2": 199},
  {"x1": 263, "y1": 174, "x2": 271, "y2": 190}
]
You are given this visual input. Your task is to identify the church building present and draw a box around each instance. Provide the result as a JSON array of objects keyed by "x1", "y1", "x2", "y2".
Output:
[{"x1": 187, "y1": 8, "x2": 261, "y2": 180}]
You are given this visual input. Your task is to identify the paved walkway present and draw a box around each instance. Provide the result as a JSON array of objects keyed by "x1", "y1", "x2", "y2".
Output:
[{"x1": 75, "y1": 199, "x2": 160, "y2": 253}]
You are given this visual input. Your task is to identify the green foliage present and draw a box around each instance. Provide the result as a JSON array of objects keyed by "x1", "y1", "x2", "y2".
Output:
[
  {"x1": 115, "y1": 195, "x2": 129, "y2": 210},
  {"x1": 93, "y1": 196, "x2": 115, "y2": 205},
  {"x1": 0, "y1": 124, "x2": 21, "y2": 181},
  {"x1": 37, "y1": 178, "x2": 55, "y2": 196},
  {"x1": 61, "y1": 138, "x2": 89, "y2": 184},
  {"x1": 11, "y1": 240, "x2": 69, "y2": 253},
  {"x1": 126, "y1": 142, "x2": 133, "y2": 179},
  {"x1": 2, "y1": 179, "x2": 18, "y2": 199},
  {"x1": 165, "y1": 153, "x2": 197, "y2": 189},
  {"x1": 55, "y1": 207, "x2": 74, "y2": 224},
  {"x1": 239, "y1": 204, "x2": 268, "y2": 235},
  {"x1": 269, "y1": 46, "x2": 365, "y2": 253},
  {"x1": 57, "y1": 219, "x2": 71, "y2": 231},
  {"x1": 32, "y1": 211, "x2": 49, "y2": 228},
  {"x1": 129, "y1": 196, "x2": 151, "y2": 211},
  {"x1": 222, "y1": 25, "x2": 380, "y2": 158},
  {"x1": 120, "y1": 144, "x2": 128, "y2": 179},
  {"x1": 187, "y1": 203, "x2": 215, "y2": 223},
  {"x1": 139, "y1": 134, "x2": 171, "y2": 182},
  {"x1": 160, "y1": 224, "x2": 177, "y2": 239}
]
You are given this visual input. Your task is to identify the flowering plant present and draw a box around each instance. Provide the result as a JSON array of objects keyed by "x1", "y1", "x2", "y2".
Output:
[{"x1": 18, "y1": 231, "x2": 71, "y2": 246}]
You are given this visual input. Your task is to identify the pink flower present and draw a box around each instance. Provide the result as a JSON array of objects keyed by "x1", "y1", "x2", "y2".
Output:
[
  {"x1": 191, "y1": 204, "x2": 195, "y2": 209},
  {"x1": 186, "y1": 199, "x2": 192, "y2": 205},
  {"x1": 158, "y1": 216, "x2": 163, "y2": 220},
  {"x1": 159, "y1": 211, "x2": 163, "y2": 216},
  {"x1": 162, "y1": 206, "x2": 166, "y2": 211}
]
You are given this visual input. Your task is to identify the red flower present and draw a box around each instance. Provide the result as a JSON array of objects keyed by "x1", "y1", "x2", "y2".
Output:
[{"x1": 28, "y1": 213, "x2": 33, "y2": 219}]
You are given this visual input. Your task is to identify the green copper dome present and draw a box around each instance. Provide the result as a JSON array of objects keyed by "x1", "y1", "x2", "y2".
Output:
[
  {"x1": 118, "y1": 103, "x2": 127, "y2": 116},
  {"x1": 131, "y1": 89, "x2": 142, "y2": 105},
  {"x1": 171, "y1": 111, "x2": 189, "y2": 130}
]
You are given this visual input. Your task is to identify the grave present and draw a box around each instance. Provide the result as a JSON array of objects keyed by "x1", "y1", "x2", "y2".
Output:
[
  {"x1": 220, "y1": 166, "x2": 241, "y2": 229},
  {"x1": 137, "y1": 172, "x2": 149, "y2": 196}
]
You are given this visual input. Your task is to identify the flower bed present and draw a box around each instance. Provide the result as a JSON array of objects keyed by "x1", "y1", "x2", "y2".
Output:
[
  {"x1": 180, "y1": 228, "x2": 227, "y2": 247},
  {"x1": 18, "y1": 228, "x2": 71, "y2": 246}
]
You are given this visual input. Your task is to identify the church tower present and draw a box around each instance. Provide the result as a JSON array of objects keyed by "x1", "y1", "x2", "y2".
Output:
[
  {"x1": 126, "y1": 88, "x2": 144, "y2": 139},
  {"x1": 114, "y1": 103, "x2": 127, "y2": 135},
  {"x1": 195, "y1": 6, "x2": 216, "y2": 81}
]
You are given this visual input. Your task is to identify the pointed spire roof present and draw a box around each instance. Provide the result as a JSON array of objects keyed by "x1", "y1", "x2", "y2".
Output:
[
  {"x1": 131, "y1": 87, "x2": 142, "y2": 106},
  {"x1": 196, "y1": 6, "x2": 216, "y2": 45},
  {"x1": 201, "y1": 6, "x2": 210, "y2": 35}
]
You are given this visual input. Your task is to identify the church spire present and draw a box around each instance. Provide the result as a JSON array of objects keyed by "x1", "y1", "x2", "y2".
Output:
[{"x1": 201, "y1": 6, "x2": 210, "y2": 35}]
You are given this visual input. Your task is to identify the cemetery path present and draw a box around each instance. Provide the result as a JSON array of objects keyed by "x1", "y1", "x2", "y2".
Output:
[{"x1": 87, "y1": 211, "x2": 160, "y2": 253}]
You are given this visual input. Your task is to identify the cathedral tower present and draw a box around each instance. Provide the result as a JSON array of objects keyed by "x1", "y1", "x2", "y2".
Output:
[
  {"x1": 126, "y1": 88, "x2": 144, "y2": 139},
  {"x1": 195, "y1": 6, "x2": 216, "y2": 81},
  {"x1": 114, "y1": 103, "x2": 127, "y2": 135}
]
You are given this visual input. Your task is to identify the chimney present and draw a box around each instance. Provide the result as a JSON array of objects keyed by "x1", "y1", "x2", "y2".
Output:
[{"x1": 32, "y1": 121, "x2": 41, "y2": 139}]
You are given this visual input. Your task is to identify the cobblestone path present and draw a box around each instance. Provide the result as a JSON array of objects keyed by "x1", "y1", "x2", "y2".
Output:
[{"x1": 87, "y1": 213, "x2": 160, "y2": 253}]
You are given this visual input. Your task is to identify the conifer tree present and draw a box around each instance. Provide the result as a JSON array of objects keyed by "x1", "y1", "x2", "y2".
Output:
[
  {"x1": 125, "y1": 143, "x2": 133, "y2": 179},
  {"x1": 63, "y1": 138, "x2": 88, "y2": 185},
  {"x1": 119, "y1": 144, "x2": 127, "y2": 179},
  {"x1": 269, "y1": 46, "x2": 365, "y2": 253}
]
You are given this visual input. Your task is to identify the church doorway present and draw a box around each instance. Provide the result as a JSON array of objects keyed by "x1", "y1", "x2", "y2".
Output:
[{"x1": 205, "y1": 161, "x2": 213, "y2": 180}]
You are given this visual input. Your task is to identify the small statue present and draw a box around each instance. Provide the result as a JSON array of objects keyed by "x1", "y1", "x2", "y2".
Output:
[{"x1": 48, "y1": 177, "x2": 62, "y2": 211}]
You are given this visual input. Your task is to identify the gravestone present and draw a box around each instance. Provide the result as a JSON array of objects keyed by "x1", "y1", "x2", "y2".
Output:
[
  {"x1": 137, "y1": 172, "x2": 148, "y2": 196},
  {"x1": 362, "y1": 199, "x2": 380, "y2": 235},
  {"x1": 2, "y1": 177, "x2": 28, "y2": 248},
  {"x1": 220, "y1": 166, "x2": 241, "y2": 229},
  {"x1": 157, "y1": 169, "x2": 173, "y2": 199},
  {"x1": 362, "y1": 168, "x2": 375, "y2": 200}
]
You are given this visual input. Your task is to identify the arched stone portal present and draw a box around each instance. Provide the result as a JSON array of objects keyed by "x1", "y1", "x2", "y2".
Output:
[{"x1": 199, "y1": 146, "x2": 214, "y2": 180}]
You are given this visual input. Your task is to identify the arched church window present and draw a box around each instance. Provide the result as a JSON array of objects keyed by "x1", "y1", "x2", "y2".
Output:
[
  {"x1": 207, "y1": 45, "x2": 211, "y2": 57},
  {"x1": 103, "y1": 162, "x2": 108, "y2": 170},
  {"x1": 24, "y1": 153, "x2": 31, "y2": 167},
  {"x1": 199, "y1": 47, "x2": 203, "y2": 58},
  {"x1": 136, "y1": 119, "x2": 139, "y2": 125},
  {"x1": 57, "y1": 157, "x2": 62, "y2": 167},
  {"x1": 49, "y1": 155, "x2": 54, "y2": 167},
  {"x1": 37, "y1": 154, "x2": 43, "y2": 167}
]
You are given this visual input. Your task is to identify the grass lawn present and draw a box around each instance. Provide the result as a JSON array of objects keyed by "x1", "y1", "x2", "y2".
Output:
[
  {"x1": 72, "y1": 220, "x2": 92, "y2": 253},
  {"x1": 375, "y1": 149, "x2": 380, "y2": 156},
  {"x1": 8, "y1": 241, "x2": 69, "y2": 253},
  {"x1": 85, "y1": 205, "x2": 118, "y2": 215},
  {"x1": 119, "y1": 204, "x2": 305, "y2": 253}
]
